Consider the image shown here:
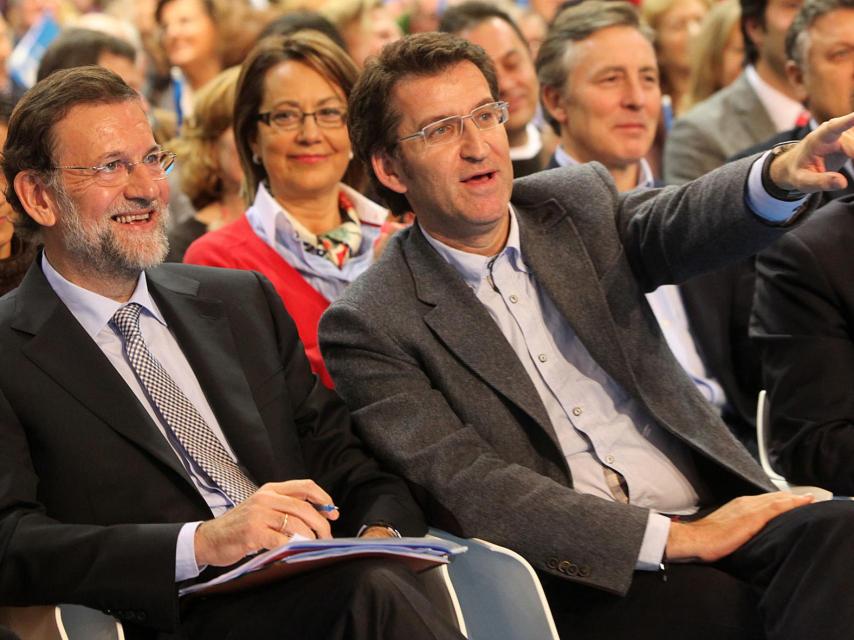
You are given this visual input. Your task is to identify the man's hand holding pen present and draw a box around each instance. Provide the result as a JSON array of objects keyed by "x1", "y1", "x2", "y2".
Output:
[{"x1": 194, "y1": 479, "x2": 340, "y2": 568}]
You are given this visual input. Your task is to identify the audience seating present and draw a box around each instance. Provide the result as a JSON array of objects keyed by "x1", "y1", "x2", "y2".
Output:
[{"x1": 0, "y1": 531, "x2": 557, "y2": 640}]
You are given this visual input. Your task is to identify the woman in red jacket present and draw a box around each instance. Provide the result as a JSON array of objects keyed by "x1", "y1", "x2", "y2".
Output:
[{"x1": 184, "y1": 32, "x2": 397, "y2": 387}]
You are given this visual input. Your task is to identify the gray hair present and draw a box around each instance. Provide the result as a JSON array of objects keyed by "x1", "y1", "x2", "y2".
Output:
[
  {"x1": 786, "y1": 0, "x2": 854, "y2": 67},
  {"x1": 535, "y1": 0, "x2": 653, "y2": 133}
]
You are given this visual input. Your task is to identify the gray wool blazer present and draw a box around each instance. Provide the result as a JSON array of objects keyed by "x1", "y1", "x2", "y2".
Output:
[
  {"x1": 319, "y1": 159, "x2": 808, "y2": 597},
  {"x1": 664, "y1": 72, "x2": 777, "y2": 185}
]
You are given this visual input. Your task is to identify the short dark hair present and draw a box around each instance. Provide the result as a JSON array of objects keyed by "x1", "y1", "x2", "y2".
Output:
[
  {"x1": 536, "y1": 0, "x2": 651, "y2": 134},
  {"x1": 348, "y1": 32, "x2": 499, "y2": 216},
  {"x1": 3, "y1": 66, "x2": 139, "y2": 233},
  {"x1": 234, "y1": 31, "x2": 360, "y2": 202},
  {"x1": 37, "y1": 28, "x2": 136, "y2": 83},
  {"x1": 439, "y1": 1, "x2": 529, "y2": 48},
  {"x1": 260, "y1": 10, "x2": 347, "y2": 50},
  {"x1": 786, "y1": 0, "x2": 854, "y2": 65},
  {"x1": 740, "y1": 0, "x2": 768, "y2": 65}
]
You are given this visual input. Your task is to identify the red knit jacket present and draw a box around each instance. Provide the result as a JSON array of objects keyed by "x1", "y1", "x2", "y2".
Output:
[{"x1": 184, "y1": 216, "x2": 334, "y2": 388}]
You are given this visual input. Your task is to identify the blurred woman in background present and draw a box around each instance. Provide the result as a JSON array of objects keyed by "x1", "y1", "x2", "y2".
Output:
[
  {"x1": 682, "y1": 0, "x2": 744, "y2": 111},
  {"x1": 184, "y1": 32, "x2": 393, "y2": 387},
  {"x1": 166, "y1": 66, "x2": 243, "y2": 262},
  {"x1": 155, "y1": 0, "x2": 265, "y2": 124},
  {"x1": 642, "y1": 0, "x2": 711, "y2": 125}
]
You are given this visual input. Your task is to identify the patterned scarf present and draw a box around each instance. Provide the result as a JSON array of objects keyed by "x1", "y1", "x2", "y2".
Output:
[{"x1": 287, "y1": 191, "x2": 362, "y2": 269}]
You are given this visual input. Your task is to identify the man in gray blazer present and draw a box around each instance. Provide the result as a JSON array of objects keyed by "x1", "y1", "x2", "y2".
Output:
[
  {"x1": 319, "y1": 32, "x2": 854, "y2": 639},
  {"x1": 664, "y1": 0, "x2": 804, "y2": 184}
]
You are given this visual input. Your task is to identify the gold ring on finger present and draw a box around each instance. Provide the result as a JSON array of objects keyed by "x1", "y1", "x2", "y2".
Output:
[{"x1": 279, "y1": 513, "x2": 289, "y2": 534}]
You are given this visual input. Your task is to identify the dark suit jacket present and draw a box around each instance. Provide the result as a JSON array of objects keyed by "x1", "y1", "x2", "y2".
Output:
[
  {"x1": 319, "y1": 159, "x2": 812, "y2": 598},
  {"x1": 681, "y1": 124, "x2": 854, "y2": 450},
  {"x1": 0, "y1": 261, "x2": 424, "y2": 634},
  {"x1": 751, "y1": 196, "x2": 854, "y2": 494},
  {"x1": 680, "y1": 260, "x2": 761, "y2": 450}
]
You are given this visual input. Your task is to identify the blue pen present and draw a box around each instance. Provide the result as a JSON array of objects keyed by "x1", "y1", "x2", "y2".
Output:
[{"x1": 314, "y1": 504, "x2": 339, "y2": 513}]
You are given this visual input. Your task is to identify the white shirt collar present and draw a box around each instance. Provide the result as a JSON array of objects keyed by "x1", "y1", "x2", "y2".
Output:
[
  {"x1": 509, "y1": 123, "x2": 543, "y2": 161},
  {"x1": 553, "y1": 145, "x2": 655, "y2": 189},
  {"x1": 744, "y1": 65, "x2": 803, "y2": 133},
  {"x1": 41, "y1": 252, "x2": 166, "y2": 340}
]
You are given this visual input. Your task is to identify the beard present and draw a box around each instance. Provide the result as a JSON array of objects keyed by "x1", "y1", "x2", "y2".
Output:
[{"x1": 54, "y1": 182, "x2": 170, "y2": 282}]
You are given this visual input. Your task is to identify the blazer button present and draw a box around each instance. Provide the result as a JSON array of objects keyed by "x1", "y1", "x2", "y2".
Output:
[
  {"x1": 137, "y1": 611, "x2": 147, "y2": 622},
  {"x1": 578, "y1": 566, "x2": 592, "y2": 578},
  {"x1": 546, "y1": 557, "x2": 559, "y2": 569},
  {"x1": 557, "y1": 560, "x2": 571, "y2": 574}
]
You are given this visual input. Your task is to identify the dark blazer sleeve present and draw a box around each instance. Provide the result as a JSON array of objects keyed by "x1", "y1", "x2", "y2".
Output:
[
  {"x1": 252, "y1": 273, "x2": 426, "y2": 536},
  {"x1": 0, "y1": 385, "x2": 185, "y2": 631},
  {"x1": 751, "y1": 202, "x2": 854, "y2": 494}
]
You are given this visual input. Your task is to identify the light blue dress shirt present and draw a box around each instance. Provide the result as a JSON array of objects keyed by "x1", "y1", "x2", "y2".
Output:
[
  {"x1": 41, "y1": 254, "x2": 240, "y2": 582},
  {"x1": 245, "y1": 182, "x2": 385, "y2": 302},
  {"x1": 422, "y1": 158, "x2": 804, "y2": 569}
]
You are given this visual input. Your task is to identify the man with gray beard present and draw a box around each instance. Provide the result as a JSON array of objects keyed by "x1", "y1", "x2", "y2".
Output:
[{"x1": 0, "y1": 67, "x2": 463, "y2": 640}]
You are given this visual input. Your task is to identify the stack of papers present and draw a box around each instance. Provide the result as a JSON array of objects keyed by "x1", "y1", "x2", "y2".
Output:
[{"x1": 179, "y1": 536, "x2": 468, "y2": 598}]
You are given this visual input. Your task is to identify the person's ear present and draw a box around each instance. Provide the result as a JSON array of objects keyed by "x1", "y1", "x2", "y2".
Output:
[
  {"x1": 541, "y1": 85, "x2": 569, "y2": 126},
  {"x1": 13, "y1": 171, "x2": 58, "y2": 228},
  {"x1": 744, "y1": 17, "x2": 765, "y2": 52},
  {"x1": 371, "y1": 150, "x2": 408, "y2": 195},
  {"x1": 785, "y1": 60, "x2": 808, "y2": 103}
]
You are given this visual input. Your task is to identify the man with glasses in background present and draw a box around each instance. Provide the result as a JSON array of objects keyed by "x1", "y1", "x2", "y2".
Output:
[
  {"x1": 320, "y1": 31, "x2": 854, "y2": 639},
  {"x1": 0, "y1": 66, "x2": 465, "y2": 640}
]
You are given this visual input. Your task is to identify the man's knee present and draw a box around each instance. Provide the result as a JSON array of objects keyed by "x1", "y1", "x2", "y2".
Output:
[
  {"x1": 342, "y1": 559, "x2": 421, "y2": 606},
  {"x1": 768, "y1": 499, "x2": 854, "y2": 544}
]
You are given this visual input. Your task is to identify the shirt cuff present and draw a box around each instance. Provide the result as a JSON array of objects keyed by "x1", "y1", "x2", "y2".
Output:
[
  {"x1": 635, "y1": 511, "x2": 671, "y2": 571},
  {"x1": 175, "y1": 521, "x2": 204, "y2": 582},
  {"x1": 746, "y1": 151, "x2": 807, "y2": 222}
]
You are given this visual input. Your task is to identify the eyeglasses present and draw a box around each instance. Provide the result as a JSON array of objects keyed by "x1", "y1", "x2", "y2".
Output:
[
  {"x1": 52, "y1": 150, "x2": 176, "y2": 187},
  {"x1": 398, "y1": 101, "x2": 509, "y2": 147},
  {"x1": 257, "y1": 107, "x2": 347, "y2": 131}
]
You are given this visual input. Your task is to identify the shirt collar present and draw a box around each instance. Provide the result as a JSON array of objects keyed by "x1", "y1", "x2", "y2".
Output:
[
  {"x1": 249, "y1": 182, "x2": 388, "y2": 246},
  {"x1": 420, "y1": 206, "x2": 526, "y2": 291},
  {"x1": 509, "y1": 123, "x2": 543, "y2": 161},
  {"x1": 41, "y1": 252, "x2": 166, "y2": 340},
  {"x1": 553, "y1": 145, "x2": 654, "y2": 189},
  {"x1": 744, "y1": 65, "x2": 803, "y2": 132}
]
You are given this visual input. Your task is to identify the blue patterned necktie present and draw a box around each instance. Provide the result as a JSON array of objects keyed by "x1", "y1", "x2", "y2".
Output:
[{"x1": 111, "y1": 303, "x2": 258, "y2": 503}]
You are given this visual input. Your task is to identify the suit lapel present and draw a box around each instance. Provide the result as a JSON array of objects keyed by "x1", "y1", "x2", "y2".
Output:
[
  {"x1": 728, "y1": 74, "x2": 777, "y2": 144},
  {"x1": 146, "y1": 267, "x2": 277, "y2": 486},
  {"x1": 515, "y1": 201, "x2": 642, "y2": 399},
  {"x1": 404, "y1": 227, "x2": 559, "y2": 446},
  {"x1": 13, "y1": 264, "x2": 192, "y2": 484}
]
